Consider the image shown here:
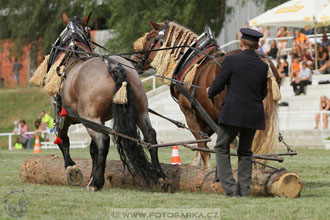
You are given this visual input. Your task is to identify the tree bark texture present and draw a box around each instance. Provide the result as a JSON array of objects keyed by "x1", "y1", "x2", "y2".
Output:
[{"x1": 20, "y1": 155, "x2": 303, "y2": 198}]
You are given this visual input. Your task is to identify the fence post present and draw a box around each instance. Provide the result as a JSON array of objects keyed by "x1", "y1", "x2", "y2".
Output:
[
  {"x1": 8, "y1": 134, "x2": 12, "y2": 150},
  {"x1": 321, "y1": 111, "x2": 323, "y2": 131},
  {"x1": 153, "y1": 76, "x2": 156, "y2": 91}
]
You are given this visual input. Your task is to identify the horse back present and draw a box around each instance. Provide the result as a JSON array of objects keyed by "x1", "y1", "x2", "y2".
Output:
[{"x1": 62, "y1": 56, "x2": 147, "y2": 122}]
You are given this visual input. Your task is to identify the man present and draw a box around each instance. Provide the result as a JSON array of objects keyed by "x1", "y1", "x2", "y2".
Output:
[
  {"x1": 291, "y1": 61, "x2": 312, "y2": 96},
  {"x1": 35, "y1": 110, "x2": 54, "y2": 133},
  {"x1": 13, "y1": 59, "x2": 23, "y2": 85},
  {"x1": 207, "y1": 28, "x2": 268, "y2": 197}
]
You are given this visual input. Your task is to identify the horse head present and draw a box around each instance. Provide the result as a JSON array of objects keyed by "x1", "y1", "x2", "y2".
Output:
[
  {"x1": 132, "y1": 21, "x2": 169, "y2": 70},
  {"x1": 48, "y1": 13, "x2": 94, "y2": 70}
]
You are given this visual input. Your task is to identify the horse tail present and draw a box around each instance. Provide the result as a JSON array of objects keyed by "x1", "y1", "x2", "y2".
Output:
[
  {"x1": 252, "y1": 74, "x2": 279, "y2": 159},
  {"x1": 110, "y1": 64, "x2": 158, "y2": 186}
]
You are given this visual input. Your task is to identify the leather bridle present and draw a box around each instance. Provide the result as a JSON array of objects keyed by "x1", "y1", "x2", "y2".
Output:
[{"x1": 138, "y1": 22, "x2": 169, "y2": 68}]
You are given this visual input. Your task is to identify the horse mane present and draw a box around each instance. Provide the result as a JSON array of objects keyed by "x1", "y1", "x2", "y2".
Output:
[{"x1": 135, "y1": 22, "x2": 198, "y2": 84}]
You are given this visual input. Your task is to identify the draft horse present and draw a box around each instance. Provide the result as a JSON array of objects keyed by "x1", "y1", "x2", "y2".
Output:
[
  {"x1": 133, "y1": 21, "x2": 281, "y2": 167},
  {"x1": 32, "y1": 14, "x2": 165, "y2": 191}
]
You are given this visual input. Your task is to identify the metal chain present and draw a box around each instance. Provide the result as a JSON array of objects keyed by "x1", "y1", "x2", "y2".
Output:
[{"x1": 278, "y1": 132, "x2": 296, "y2": 153}]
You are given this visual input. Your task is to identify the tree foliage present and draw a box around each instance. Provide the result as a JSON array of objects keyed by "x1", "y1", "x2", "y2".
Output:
[
  {"x1": 252, "y1": 0, "x2": 289, "y2": 11},
  {"x1": 0, "y1": 0, "x2": 103, "y2": 66},
  {"x1": 0, "y1": 0, "x2": 231, "y2": 61},
  {"x1": 107, "y1": 0, "x2": 231, "y2": 51}
]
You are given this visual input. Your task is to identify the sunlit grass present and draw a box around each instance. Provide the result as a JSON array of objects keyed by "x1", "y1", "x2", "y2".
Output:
[{"x1": 0, "y1": 147, "x2": 330, "y2": 219}]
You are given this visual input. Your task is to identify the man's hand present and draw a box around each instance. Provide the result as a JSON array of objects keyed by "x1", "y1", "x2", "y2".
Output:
[{"x1": 206, "y1": 87, "x2": 209, "y2": 93}]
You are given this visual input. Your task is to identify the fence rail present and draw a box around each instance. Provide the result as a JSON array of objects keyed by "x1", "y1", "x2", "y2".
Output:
[{"x1": 0, "y1": 131, "x2": 48, "y2": 150}]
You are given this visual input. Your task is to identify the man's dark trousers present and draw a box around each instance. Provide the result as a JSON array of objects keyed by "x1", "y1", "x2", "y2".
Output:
[{"x1": 214, "y1": 123, "x2": 256, "y2": 197}]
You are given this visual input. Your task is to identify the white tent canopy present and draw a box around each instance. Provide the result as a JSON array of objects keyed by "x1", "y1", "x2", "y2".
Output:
[
  {"x1": 316, "y1": 4, "x2": 330, "y2": 26},
  {"x1": 249, "y1": 0, "x2": 330, "y2": 28}
]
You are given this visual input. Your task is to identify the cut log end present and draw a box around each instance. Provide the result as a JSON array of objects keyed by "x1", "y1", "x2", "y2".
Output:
[{"x1": 269, "y1": 172, "x2": 303, "y2": 198}]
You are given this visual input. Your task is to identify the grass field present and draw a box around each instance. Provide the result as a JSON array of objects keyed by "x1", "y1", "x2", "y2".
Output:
[{"x1": 1, "y1": 146, "x2": 330, "y2": 220}]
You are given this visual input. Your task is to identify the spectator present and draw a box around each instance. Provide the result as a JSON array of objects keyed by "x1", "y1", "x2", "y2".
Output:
[
  {"x1": 35, "y1": 118, "x2": 41, "y2": 129},
  {"x1": 13, "y1": 120, "x2": 21, "y2": 135},
  {"x1": 315, "y1": 95, "x2": 330, "y2": 129},
  {"x1": 13, "y1": 58, "x2": 22, "y2": 86},
  {"x1": 276, "y1": 57, "x2": 286, "y2": 80},
  {"x1": 307, "y1": 60, "x2": 314, "y2": 71},
  {"x1": 266, "y1": 40, "x2": 278, "y2": 59},
  {"x1": 303, "y1": 27, "x2": 314, "y2": 35},
  {"x1": 292, "y1": 29, "x2": 312, "y2": 58},
  {"x1": 291, "y1": 61, "x2": 312, "y2": 96},
  {"x1": 276, "y1": 27, "x2": 292, "y2": 56},
  {"x1": 321, "y1": 34, "x2": 330, "y2": 48},
  {"x1": 14, "y1": 137, "x2": 23, "y2": 150},
  {"x1": 313, "y1": 61, "x2": 330, "y2": 74},
  {"x1": 276, "y1": 56, "x2": 288, "y2": 79},
  {"x1": 316, "y1": 45, "x2": 328, "y2": 67},
  {"x1": 290, "y1": 55, "x2": 301, "y2": 85},
  {"x1": 258, "y1": 39, "x2": 265, "y2": 53},
  {"x1": 35, "y1": 110, "x2": 54, "y2": 134},
  {"x1": 281, "y1": 55, "x2": 289, "y2": 77},
  {"x1": 20, "y1": 120, "x2": 33, "y2": 149}
]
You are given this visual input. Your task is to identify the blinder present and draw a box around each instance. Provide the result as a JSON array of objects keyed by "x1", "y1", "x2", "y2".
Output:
[
  {"x1": 138, "y1": 21, "x2": 169, "y2": 69},
  {"x1": 48, "y1": 19, "x2": 93, "y2": 70}
]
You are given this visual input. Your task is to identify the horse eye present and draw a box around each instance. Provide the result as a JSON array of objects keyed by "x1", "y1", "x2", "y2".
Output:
[{"x1": 146, "y1": 38, "x2": 151, "y2": 42}]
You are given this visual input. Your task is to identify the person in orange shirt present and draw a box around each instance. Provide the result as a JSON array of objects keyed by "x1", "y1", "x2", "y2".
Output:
[
  {"x1": 290, "y1": 55, "x2": 301, "y2": 83},
  {"x1": 292, "y1": 29, "x2": 312, "y2": 58}
]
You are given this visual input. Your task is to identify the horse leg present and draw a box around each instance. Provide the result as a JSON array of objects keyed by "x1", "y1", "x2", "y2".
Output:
[
  {"x1": 138, "y1": 114, "x2": 165, "y2": 178},
  {"x1": 57, "y1": 117, "x2": 75, "y2": 169},
  {"x1": 87, "y1": 139, "x2": 98, "y2": 188},
  {"x1": 57, "y1": 118, "x2": 83, "y2": 185},
  {"x1": 85, "y1": 126, "x2": 110, "y2": 192},
  {"x1": 184, "y1": 113, "x2": 211, "y2": 168}
]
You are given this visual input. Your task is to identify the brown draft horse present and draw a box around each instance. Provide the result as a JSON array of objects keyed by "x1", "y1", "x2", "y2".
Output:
[
  {"x1": 34, "y1": 14, "x2": 165, "y2": 191},
  {"x1": 133, "y1": 21, "x2": 281, "y2": 167}
]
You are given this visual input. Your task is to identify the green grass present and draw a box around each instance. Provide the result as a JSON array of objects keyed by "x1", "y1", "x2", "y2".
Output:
[
  {"x1": 0, "y1": 87, "x2": 52, "y2": 149},
  {"x1": 0, "y1": 147, "x2": 330, "y2": 219}
]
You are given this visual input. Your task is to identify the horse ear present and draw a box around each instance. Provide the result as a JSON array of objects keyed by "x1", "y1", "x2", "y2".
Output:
[
  {"x1": 62, "y1": 13, "x2": 69, "y2": 26},
  {"x1": 149, "y1": 20, "x2": 161, "y2": 31},
  {"x1": 82, "y1": 12, "x2": 92, "y2": 25}
]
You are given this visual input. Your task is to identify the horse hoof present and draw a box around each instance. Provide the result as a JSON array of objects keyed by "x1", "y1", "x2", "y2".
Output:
[
  {"x1": 204, "y1": 162, "x2": 211, "y2": 168},
  {"x1": 192, "y1": 157, "x2": 202, "y2": 168},
  {"x1": 66, "y1": 166, "x2": 83, "y2": 186},
  {"x1": 88, "y1": 186, "x2": 98, "y2": 192},
  {"x1": 157, "y1": 178, "x2": 171, "y2": 193}
]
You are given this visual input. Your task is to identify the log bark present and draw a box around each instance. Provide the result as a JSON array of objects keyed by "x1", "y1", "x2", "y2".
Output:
[{"x1": 20, "y1": 155, "x2": 303, "y2": 198}]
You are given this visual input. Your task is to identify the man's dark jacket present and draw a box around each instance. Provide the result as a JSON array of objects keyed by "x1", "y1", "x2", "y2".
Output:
[{"x1": 208, "y1": 49, "x2": 268, "y2": 130}]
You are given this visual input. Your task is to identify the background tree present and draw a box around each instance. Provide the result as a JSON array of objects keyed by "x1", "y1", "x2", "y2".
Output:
[
  {"x1": 107, "y1": 0, "x2": 231, "y2": 51},
  {"x1": 252, "y1": 0, "x2": 289, "y2": 11},
  {"x1": 0, "y1": 0, "x2": 105, "y2": 70}
]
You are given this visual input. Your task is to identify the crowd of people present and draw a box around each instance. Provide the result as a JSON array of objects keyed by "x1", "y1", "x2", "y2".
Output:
[
  {"x1": 249, "y1": 25, "x2": 330, "y2": 129},
  {"x1": 12, "y1": 110, "x2": 54, "y2": 150}
]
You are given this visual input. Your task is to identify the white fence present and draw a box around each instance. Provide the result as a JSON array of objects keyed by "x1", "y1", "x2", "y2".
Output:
[{"x1": 0, "y1": 131, "x2": 48, "y2": 150}]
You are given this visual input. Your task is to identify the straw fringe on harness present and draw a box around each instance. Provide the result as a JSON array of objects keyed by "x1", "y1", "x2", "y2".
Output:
[
  {"x1": 147, "y1": 22, "x2": 197, "y2": 85},
  {"x1": 29, "y1": 54, "x2": 50, "y2": 87},
  {"x1": 42, "y1": 53, "x2": 66, "y2": 95},
  {"x1": 251, "y1": 77, "x2": 279, "y2": 164}
]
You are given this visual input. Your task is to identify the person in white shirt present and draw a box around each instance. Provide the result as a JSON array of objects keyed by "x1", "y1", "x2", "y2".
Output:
[{"x1": 291, "y1": 61, "x2": 312, "y2": 96}]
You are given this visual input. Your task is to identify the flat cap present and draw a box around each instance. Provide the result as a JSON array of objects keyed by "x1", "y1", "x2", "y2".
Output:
[{"x1": 240, "y1": 28, "x2": 263, "y2": 42}]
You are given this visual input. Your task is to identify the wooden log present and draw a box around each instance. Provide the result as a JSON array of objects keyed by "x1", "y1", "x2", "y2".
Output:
[{"x1": 20, "y1": 155, "x2": 303, "y2": 198}]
